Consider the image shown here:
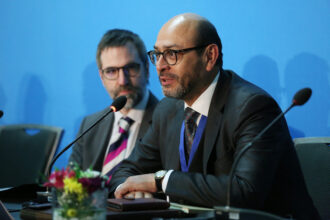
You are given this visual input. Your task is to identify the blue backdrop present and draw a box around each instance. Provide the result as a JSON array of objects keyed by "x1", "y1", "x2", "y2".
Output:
[{"x1": 1, "y1": 0, "x2": 329, "y2": 169}]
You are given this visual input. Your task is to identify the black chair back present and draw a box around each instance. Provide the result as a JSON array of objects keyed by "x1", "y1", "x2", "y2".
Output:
[
  {"x1": 0, "y1": 124, "x2": 63, "y2": 188},
  {"x1": 293, "y1": 137, "x2": 330, "y2": 220}
]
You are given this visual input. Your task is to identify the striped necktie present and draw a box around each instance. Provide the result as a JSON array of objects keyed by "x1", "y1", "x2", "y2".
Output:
[
  {"x1": 102, "y1": 116, "x2": 134, "y2": 179},
  {"x1": 184, "y1": 107, "x2": 200, "y2": 160}
]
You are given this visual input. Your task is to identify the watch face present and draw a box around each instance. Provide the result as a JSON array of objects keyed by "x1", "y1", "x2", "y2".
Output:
[{"x1": 156, "y1": 170, "x2": 166, "y2": 179}]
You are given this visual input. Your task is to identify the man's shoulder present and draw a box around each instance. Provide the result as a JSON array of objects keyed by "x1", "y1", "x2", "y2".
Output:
[
  {"x1": 158, "y1": 97, "x2": 181, "y2": 108},
  {"x1": 86, "y1": 107, "x2": 110, "y2": 118},
  {"x1": 81, "y1": 107, "x2": 113, "y2": 126},
  {"x1": 224, "y1": 69, "x2": 274, "y2": 103},
  {"x1": 147, "y1": 91, "x2": 160, "y2": 108},
  {"x1": 153, "y1": 97, "x2": 182, "y2": 116}
]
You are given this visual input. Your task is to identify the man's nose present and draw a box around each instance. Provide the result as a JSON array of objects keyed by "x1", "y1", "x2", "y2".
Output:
[
  {"x1": 117, "y1": 69, "x2": 129, "y2": 85},
  {"x1": 156, "y1": 56, "x2": 170, "y2": 73}
]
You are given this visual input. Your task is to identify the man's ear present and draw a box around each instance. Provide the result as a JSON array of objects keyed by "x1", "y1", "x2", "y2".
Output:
[
  {"x1": 204, "y1": 44, "x2": 219, "y2": 71},
  {"x1": 99, "y1": 69, "x2": 105, "y2": 87}
]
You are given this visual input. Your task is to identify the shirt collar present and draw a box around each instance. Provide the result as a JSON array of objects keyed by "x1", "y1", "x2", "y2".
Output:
[{"x1": 184, "y1": 72, "x2": 219, "y2": 116}]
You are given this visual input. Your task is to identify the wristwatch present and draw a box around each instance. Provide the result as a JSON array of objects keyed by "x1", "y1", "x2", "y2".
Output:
[{"x1": 154, "y1": 170, "x2": 167, "y2": 192}]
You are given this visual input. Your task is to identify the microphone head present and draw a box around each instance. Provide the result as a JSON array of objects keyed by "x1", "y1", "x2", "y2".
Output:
[
  {"x1": 292, "y1": 88, "x2": 312, "y2": 106},
  {"x1": 0, "y1": 110, "x2": 3, "y2": 118},
  {"x1": 110, "y1": 96, "x2": 127, "y2": 112}
]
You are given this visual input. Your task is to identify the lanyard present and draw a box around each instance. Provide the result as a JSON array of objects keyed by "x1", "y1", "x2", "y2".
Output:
[{"x1": 179, "y1": 115, "x2": 207, "y2": 172}]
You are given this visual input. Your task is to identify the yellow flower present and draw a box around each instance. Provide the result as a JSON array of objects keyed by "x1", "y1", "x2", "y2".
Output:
[
  {"x1": 66, "y1": 208, "x2": 77, "y2": 217},
  {"x1": 63, "y1": 177, "x2": 86, "y2": 201}
]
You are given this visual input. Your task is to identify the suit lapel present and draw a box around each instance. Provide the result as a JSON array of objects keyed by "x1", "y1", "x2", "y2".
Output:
[
  {"x1": 202, "y1": 71, "x2": 231, "y2": 172},
  {"x1": 92, "y1": 111, "x2": 114, "y2": 171},
  {"x1": 137, "y1": 92, "x2": 158, "y2": 140},
  {"x1": 168, "y1": 100, "x2": 184, "y2": 170}
]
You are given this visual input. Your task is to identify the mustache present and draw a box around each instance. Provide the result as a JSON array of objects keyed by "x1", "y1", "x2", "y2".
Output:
[
  {"x1": 113, "y1": 86, "x2": 140, "y2": 98},
  {"x1": 159, "y1": 73, "x2": 179, "y2": 80},
  {"x1": 117, "y1": 86, "x2": 139, "y2": 93}
]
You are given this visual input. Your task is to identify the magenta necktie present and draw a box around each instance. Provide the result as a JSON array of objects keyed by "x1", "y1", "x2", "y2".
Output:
[{"x1": 102, "y1": 116, "x2": 134, "y2": 180}]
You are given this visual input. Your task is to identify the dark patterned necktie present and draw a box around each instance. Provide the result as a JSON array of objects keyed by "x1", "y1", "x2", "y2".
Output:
[
  {"x1": 184, "y1": 107, "x2": 200, "y2": 159},
  {"x1": 102, "y1": 116, "x2": 134, "y2": 179}
]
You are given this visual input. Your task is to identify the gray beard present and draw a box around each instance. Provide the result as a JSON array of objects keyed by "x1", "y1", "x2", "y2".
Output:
[
  {"x1": 162, "y1": 85, "x2": 187, "y2": 99},
  {"x1": 122, "y1": 92, "x2": 141, "y2": 111}
]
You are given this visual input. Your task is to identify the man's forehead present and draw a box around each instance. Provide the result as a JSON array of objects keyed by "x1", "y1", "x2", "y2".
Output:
[
  {"x1": 103, "y1": 43, "x2": 138, "y2": 57},
  {"x1": 100, "y1": 44, "x2": 141, "y2": 67},
  {"x1": 155, "y1": 22, "x2": 197, "y2": 49}
]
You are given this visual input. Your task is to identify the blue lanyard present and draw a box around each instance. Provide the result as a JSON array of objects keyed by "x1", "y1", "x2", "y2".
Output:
[{"x1": 179, "y1": 115, "x2": 207, "y2": 172}]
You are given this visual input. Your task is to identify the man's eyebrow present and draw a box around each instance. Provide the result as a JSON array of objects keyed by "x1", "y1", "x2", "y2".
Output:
[{"x1": 103, "y1": 61, "x2": 137, "y2": 69}]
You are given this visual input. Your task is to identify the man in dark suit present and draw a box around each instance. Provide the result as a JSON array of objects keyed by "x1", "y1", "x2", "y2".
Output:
[
  {"x1": 69, "y1": 29, "x2": 158, "y2": 186},
  {"x1": 110, "y1": 14, "x2": 320, "y2": 219}
]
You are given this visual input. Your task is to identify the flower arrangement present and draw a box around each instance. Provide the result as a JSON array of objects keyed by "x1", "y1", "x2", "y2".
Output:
[{"x1": 44, "y1": 164, "x2": 108, "y2": 220}]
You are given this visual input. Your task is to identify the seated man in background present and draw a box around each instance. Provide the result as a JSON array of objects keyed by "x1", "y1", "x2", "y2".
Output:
[
  {"x1": 69, "y1": 29, "x2": 158, "y2": 181},
  {"x1": 110, "y1": 13, "x2": 320, "y2": 220}
]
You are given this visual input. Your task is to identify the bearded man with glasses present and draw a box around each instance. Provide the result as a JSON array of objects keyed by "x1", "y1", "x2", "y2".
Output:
[
  {"x1": 110, "y1": 14, "x2": 320, "y2": 220},
  {"x1": 69, "y1": 29, "x2": 158, "y2": 190}
]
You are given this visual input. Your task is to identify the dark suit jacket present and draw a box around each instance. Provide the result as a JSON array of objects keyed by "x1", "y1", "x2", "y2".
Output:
[
  {"x1": 69, "y1": 92, "x2": 159, "y2": 172},
  {"x1": 110, "y1": 71, "x2": 320, "y2": 220}
]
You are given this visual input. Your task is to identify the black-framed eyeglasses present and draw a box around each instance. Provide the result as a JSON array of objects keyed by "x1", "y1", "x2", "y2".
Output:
[
  {"x1": 101, "y1": 62, "x2": 141, "y2": 80},
  {"x1": 147, "y1": 45, "x2": 208, "y2": 66}
]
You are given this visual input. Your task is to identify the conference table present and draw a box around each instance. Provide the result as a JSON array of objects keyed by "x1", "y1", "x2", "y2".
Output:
[
  {"x1": 0, "y1": 185, "x2": 197, "y2": 220},
  {"x1": 2, "y1": 200, "x2": 287, "y2": 220},
  {"x1": 1, "y1": 185, "x2": 286, "y2": 220},
  {"x1": 21, "y1": 207, "x2": 185, "y2": 220},
  {"x1": 2, "y1": 199, "x2": 187, "y2": 220}
]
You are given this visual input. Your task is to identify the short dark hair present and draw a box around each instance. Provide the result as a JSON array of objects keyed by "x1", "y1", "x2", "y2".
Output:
[
  {"x1": 96, "y1": 29, "x2": 148, "y2": 71},
  {"x1": 195, "y1": 20, "x2": 223, "y2": 69}
]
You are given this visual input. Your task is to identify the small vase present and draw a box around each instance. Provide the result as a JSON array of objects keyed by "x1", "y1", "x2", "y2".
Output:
[{"x1": 52, "y1": 188, "x2": 107, "y2": 220}]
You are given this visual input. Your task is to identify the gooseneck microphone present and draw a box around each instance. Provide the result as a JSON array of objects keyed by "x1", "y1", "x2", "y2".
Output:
[
  {"x1": 225, "y1": 88, "x2": 312, "y2": 208},
  {"x1": 46, "y1": 96, "x2": 127, "y2": 177}
]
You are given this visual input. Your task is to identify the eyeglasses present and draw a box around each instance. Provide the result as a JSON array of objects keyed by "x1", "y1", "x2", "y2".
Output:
[
  {"x1": 147, "y1": 45, "x2": 208, "y2": 66},
  {"x1": 101, "y1": 62, "x2": 141, "y2": 80}
]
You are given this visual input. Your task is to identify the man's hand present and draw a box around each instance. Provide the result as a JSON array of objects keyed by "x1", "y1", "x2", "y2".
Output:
[
  {"x1": 123, "y1": 191, "x2": 153, "y2": 199},
  {"x1": 114, "y1": 174, "x2": 157, "y2": 198}
]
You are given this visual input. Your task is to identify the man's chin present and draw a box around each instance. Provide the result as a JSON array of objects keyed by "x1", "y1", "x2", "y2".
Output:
[
  {"x1": 123, "y1": 94, "x2": 141, "y2": 110},
  {"x1": 162, "y1": 87, "x2": 185, "y2": 99},
  {"x1": 123, "y1": 98, "x2": 134, "y2": 110}
]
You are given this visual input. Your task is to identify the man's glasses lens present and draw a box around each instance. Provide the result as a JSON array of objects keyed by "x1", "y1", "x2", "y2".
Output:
[
  {"x1": 148, "y1": 45, "x2": 208, "y2": 66},
  {"x1": 148, "y1": 50, "x2": 177, "y2": 65},
  {"x1": 148, "y1": 51, "x2": 157, "y2": 65},
  {"x1": 102, "y1": 62, "x2": 140, "y2": 80}
]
